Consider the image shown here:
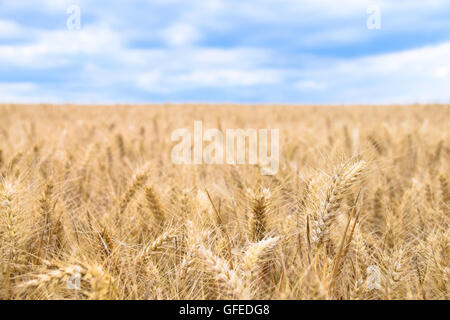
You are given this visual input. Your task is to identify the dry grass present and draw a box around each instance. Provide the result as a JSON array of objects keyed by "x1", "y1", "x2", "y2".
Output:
[{"x1": 0, "y1": 103, "x2": 448, "y2": 300}]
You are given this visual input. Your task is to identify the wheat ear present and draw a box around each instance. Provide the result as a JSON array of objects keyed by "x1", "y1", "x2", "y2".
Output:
[
  {"x1": 197, "y1": 245, "x2": 249, "y2": 299},
  {"x1": 1, "y1": 182, "x2": 17, "y2": 298},
  {"x1": 117, "y1": 165, "x2": 149, "y2": 217},
  {"x1": 35, "y1": 182, "x2": 55, "y2": 265},
  {"x1": 250, "y1": 189, "x2": 271, "y2": 242},
  {"x1": 242, "y1": 236, "x2": 279, "y2": 279},
  {"x1": 439, "y1": 174, "x2": 449, "y2": 214},
  {"x1": 313, "y1": 159, "x2": 366, "y2": 248},
  {"x1": 145, "y1": 186, "x2": 166, "y2": 230}
]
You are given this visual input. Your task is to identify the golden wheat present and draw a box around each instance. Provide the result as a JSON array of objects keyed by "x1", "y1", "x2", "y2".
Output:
[{"x1": 0, "y1": 104, "x2": 448, "y2": 300}]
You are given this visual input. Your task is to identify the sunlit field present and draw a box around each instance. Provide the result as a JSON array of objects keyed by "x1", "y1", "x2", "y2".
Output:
[{"x1": 0, "y1": 104, "x2": 448, "y2": 300}]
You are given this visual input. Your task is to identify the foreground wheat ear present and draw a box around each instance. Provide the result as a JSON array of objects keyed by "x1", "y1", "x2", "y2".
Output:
[
  {"x1": 0, "y1": 104, "x2": 449, "y2": 300},
  {"x1": 312, "y1": 159, "x2": 367, "y2": 250}
]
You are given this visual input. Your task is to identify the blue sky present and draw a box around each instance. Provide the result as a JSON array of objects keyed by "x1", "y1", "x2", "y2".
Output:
[{"x1": 1, "y1": 0, "x2": 450, "y2": 104}]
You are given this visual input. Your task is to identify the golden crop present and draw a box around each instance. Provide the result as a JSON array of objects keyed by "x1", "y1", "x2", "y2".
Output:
[{"x1": 0, "y1": 104, "x2": 448, "y2": 300}]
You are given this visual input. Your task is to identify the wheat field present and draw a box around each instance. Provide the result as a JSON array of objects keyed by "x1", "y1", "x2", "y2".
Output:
[{"x1": 0, "y1": 104, "x2": 448, "y2": 300}]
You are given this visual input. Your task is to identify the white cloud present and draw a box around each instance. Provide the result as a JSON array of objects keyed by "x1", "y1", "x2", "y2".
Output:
[
  {"x1": 296, "y1": 41, "x2": 450, "y2": 103},
  {"x1": 0, "y1": 82, "x2": 50, "y2": 103},
  {"x1": 432, "y1": 66, "x2": 449, "y2": 79},
  {"x1": 175, "y1": 68, "x2": 281, "y2": 86},
  {"x1": 161, "y1": 23, "x2": 201, "y2": 47},
  {"x1": 1, "y1": 0, "x2": 450, "y2": 103},
  {"x1": 0, "y1": 24, "x2": 121, "y2": 67},
  {"x1": 135, "y1": 71, "x2": 171, "y2": 93},
  {"x1": 295, "y1": 80, "x2": 327, "y2": 91},
  {"x1": 136, "y1": 67, "x2": 281, "y2": 92},
  {"x1": 0, "y1": 0, "x2": 78, "y2": 13},
  {"x1": 335, "y1": 42, "x2": 450, "y2": 77},
  {"x1": 131, "y1": 46, "x2": 279, "y2": 92},
  {"x1": 300, "y1": 28, "x2": 367, "y2": 47},
  {"x1": 0, "y1": 19, "x2": 26, "y2": 38}
]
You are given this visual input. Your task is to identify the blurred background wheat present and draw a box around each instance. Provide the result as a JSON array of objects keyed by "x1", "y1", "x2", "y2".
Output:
[{"x1": 0, "y1": 104, "x2": 448, "y2": 300}]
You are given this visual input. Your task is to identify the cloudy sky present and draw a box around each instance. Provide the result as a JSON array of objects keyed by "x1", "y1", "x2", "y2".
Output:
[{"x1": 0, "y1": 0, "x2": 449, "y2": 104}]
